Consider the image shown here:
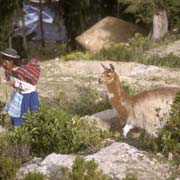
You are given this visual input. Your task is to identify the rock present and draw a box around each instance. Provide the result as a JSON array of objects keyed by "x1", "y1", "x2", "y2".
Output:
[
  {"x1": 130, "y1": 64, "x2": 160, "y2": 76},
  {"x1": 17, "y1": 142, "x2": 175, "y2": 180},
  {"x1": 81, "y1": 108, "x2": 122, "y2": 131},
  {"x1": 17, "y1": 154, "x2": 75, "y2": 180},
  {"x1": 75, "y1": 16, "x2": 145, "y2": 53}
]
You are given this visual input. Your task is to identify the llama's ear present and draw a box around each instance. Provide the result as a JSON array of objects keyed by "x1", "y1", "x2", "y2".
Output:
[
  {"x1": 101, "y1": 63, "x2": 108, "y2": 70},
  {"x1": 109, "y1": 64, "x2": 115, "y2": 71}
]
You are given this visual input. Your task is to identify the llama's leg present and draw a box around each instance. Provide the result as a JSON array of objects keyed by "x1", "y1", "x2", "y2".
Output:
[{"x1": 123, "y1": 123, "x2": 134, "y2": 137}]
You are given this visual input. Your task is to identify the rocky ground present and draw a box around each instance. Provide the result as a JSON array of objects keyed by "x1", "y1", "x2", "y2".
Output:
[
  {"x1": 17, "y1": 142, "x2": 180, "y2": 180},
  {"x1": 37, "y1": 59, "x2": 180, "y2": 100}
]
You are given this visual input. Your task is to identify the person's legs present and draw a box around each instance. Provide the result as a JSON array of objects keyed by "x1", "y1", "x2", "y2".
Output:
[
  {"x1": 11, "y1": 93, "x2": 30, "y2": 126},
  {"x1": 11, "y1": 117, "x2": 25, "y2": 126},
  {"x1": 29, "y1": 91, "x2": 39, "y2": 112},
  {"x1": 11, "y1": 91, "x2": 39, "y2": 126}
]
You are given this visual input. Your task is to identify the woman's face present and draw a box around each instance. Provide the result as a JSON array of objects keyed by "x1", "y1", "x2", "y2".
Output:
[{"x1": 2, "y1": 59, "x2": 14, "y2": 70}]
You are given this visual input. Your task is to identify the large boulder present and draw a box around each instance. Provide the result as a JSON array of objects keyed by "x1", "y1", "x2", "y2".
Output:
[
  {"x1": 82, "y1": 109, "x2": 123, "y2": 131},
  {"x1": 75, "y1": 16, "x2": 145, "y2": 53},
  {"x1": 17, "y1": 142, "x2": 179, "y2": 180}
]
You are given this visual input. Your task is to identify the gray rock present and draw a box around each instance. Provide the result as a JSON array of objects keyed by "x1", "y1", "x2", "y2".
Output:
[
  {"x1": 17, "y1": 142, "x2": 175, "y2": 180},
  {"x1": 81, "y1": 109, "x2": 122, "y2": 131}
]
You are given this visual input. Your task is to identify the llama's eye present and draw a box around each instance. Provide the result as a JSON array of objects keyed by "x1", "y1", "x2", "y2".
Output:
[{"x1": 107, "y1": 73, "x2": 112, "y2": 77}]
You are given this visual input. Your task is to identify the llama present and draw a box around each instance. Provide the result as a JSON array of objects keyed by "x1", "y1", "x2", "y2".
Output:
[{"x1": 98, "y1": 63, "x2": 180, "y2": 136}]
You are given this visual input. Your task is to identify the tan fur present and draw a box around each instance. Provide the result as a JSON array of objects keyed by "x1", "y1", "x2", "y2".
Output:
[{"x1": 99, "y1": 64, "x2": 180, "y2": 135}]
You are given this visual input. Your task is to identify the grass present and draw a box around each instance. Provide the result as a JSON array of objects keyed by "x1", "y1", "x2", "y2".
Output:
[{"x1": 141, "y1": 53, "x2": 180, "y2": 68}]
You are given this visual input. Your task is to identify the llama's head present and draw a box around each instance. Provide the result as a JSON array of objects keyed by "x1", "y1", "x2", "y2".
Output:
[{"x1": 98, "y1": 64, "x2": 116, "y2": 85}]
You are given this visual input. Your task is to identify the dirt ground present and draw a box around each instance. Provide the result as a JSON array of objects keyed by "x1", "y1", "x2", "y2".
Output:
[{"x1": 1, "y1": 59, "x2": 180, "y2": 103}]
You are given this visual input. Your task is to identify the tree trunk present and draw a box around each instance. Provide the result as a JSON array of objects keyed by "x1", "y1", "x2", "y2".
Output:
[
  {"x1": 8, "y1": 36, "x2": 12, "y2": 48},
  {"x1": 39, "y1": 0, "x2": 45, "y2": 49},
  {"x1": 151, "y1": 10, "x2": 168, "y2": 42},
  {"x1": 22, "y1": 16, "x2": 28, "y2": 53}
]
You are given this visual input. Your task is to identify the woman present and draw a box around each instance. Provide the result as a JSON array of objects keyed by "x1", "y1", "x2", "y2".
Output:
[{"x1": 0, "y1": 48, "x2": 40, "y2": 126}]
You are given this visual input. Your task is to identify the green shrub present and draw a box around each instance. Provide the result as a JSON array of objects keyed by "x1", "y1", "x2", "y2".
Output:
[
  {"x1": 8, "y1": 127, "x2": 31, "y2": 162},
  {"x1": 23, "y1": 108, "x2": 72, "y2": 157},
  {"x1": 122, "y1": 174, "x2": 138, "y2": 180},
  {"x1": 0, "y1": 157, "x2": 21, "y2": 180},
  {"x1": 18, "y1": 107, "x2": 112, "y2": 157},
  {"x1": 129, "y1": 33, "x2": 152, "y2": 52},
  {"x1": 122, "y1": 82, "x2": 140, "y2": 96},
  {"x1": 23, "y1": 172, "x2": 46, "y2": 180},
  {"x1": 0, "y1": 132, "x2": 9, "y2": 156},
  {"x1": 156, "y1": 91, "x2": 180, "y2": 164},
  {"x1": 61, "y1": 155, "x2": 109, "y2": 180},
  {"x1": 60, "y1": 51, "x2": 92, "y2": 61},
  {"x1": 93, "y1": 33, "x2": 152, "y2": 62},
  {"x1": 0, "y1": 102, "x2": 5, "y2": 126},
  {"x1": 140, "y1": 92, "x2": 180, "y2": 165},
  {"x1": 0, "y1": 129, "x2": 31, "y2": 163},
  {"x1": 93, "y1": 43, "x2": 133, "y2": 61},
  {"x1": 0, "y1": 101, "x2": 6, "y2": 126},
  {"x1": 143, "y1": 53, "x2": 180, "y2": 68}
]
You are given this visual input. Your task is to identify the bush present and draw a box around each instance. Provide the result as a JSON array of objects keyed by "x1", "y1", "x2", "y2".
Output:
[
  {"x1": 143, "y1": 53, "x2": 180, "y2": 68},
  {"x1": 140, "y1": 92, "x2": 180, "y2": 165},
  {"x1": 0, "y1": 157, "x2": 21, "y2": 180},
  {"x1": 23, "y1": 108, "x2": 73, "y2": 157},
  {"x1": 60, "y1": 51, "x2": 92, "y2": 61},
  {"x1": 23, "y1": 172, "x2": 46, "y2": 180},
  {"x1": 129, "y1": 33, "x2": 152, "y2": 52},
  {"x1": 61, "y1": 155, "x2": 109, "y2": 180},
  {"x1": 122, "y1": 174, "x2": 138, "y2": 180},
  {"x1": 18, "y1": 107, "x2": 112, "y2": 157},
  {"x1": 93, "y1": 43, "x2": 133, "y2": 61},
  {"x1": 156, "y1": 91, "x2": 180, "y2": 164},
  {"x1": 93, "y1": 33, "x2": 152, "y2": 62},
  {"x1": 0, "y1": 101, "x2": 6, "y2": 126},
  {"x1": 0, "y1": 129, "x2": 31, "y2": 163}
]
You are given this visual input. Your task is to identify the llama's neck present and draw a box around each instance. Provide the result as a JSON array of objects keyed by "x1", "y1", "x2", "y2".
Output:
[
  {"x1": 106, "y1": 74, "x2": 129, "y2": 120},
  {"x1": 106, "y1": 74, "x2": 128, "y2": 101}
]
